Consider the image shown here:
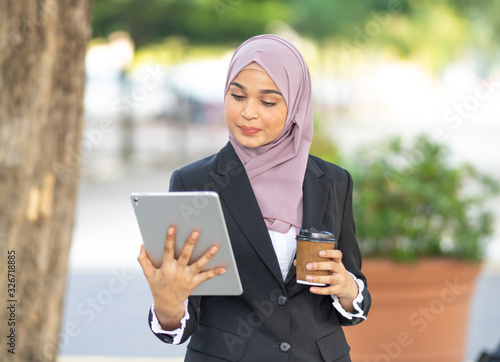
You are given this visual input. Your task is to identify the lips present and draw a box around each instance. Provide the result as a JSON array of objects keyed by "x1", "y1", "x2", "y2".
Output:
[{"x1": 239, "y1": 126, "x2": 261, "y2": 135}]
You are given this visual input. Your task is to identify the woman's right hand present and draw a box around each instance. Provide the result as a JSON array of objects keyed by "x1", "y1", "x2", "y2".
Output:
[{"x1": 137, "y1": 225, "x2": 226, "y2": 330}]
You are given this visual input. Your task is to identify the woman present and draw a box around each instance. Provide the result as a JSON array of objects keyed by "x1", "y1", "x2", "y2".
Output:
[{"x1": 138, "y1": 34, "x2": 371, "y2": 361}]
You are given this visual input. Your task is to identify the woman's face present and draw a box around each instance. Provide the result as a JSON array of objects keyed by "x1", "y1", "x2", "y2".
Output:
[{"x1": 225, "y1": 62, "x2": 288, "y2": 148}]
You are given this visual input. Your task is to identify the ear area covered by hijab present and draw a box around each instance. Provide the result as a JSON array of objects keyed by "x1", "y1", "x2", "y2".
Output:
[{"x1": 225, "y1": 34, "x2": 314, "y2": 233}]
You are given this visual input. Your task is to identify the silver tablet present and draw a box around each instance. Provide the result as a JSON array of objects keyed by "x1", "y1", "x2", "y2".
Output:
[{"x1": 131, "y1": 191, "x2": 243, "y2": 296}]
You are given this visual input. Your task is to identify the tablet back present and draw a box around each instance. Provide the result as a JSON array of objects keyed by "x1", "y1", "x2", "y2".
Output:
[{"x1": 131, "y1": 191, "x2": 242, "y2": 296}]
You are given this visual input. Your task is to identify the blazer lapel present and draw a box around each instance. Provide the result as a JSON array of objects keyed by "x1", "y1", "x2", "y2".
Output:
[
  {"x1": 301, "y1": 157, "x2": 331, "y2": 231},
  {"x1": 285, "y1": 156, "x2": 331, "y2": 287},
  {"x1": 209, "y1": 143, "x2": 285, "y2": 285}
]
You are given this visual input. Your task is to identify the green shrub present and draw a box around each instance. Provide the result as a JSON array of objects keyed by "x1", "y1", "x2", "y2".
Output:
[
  {"x1": 310, "y1": 117, "x2": 342, "y2": 164},
  {"x1": 349, "y1": 134, "x2": 499, "y2": 262}
]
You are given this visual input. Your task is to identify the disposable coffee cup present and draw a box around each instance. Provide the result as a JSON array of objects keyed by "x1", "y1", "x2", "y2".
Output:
[{"x1": 296, "y1": 228, "x2": 337, "y2": 286}]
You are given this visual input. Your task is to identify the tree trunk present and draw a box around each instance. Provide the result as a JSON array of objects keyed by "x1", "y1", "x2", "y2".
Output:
[{"x1": 0, "y1": 1, "x2": 92, "y2": 361}]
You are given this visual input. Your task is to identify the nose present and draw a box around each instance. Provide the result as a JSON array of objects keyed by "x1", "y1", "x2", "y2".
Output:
[{"x1": 241, "y1": 100, "x2": 258, "y2": 120}]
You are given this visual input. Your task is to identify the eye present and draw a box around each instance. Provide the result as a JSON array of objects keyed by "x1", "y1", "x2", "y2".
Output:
[
  {"x1": 231, "y1": 94, "x2": 245, "y2": 101},
  {"x1": 261, "y1": 101, "x2": 277, "y2": 108}
]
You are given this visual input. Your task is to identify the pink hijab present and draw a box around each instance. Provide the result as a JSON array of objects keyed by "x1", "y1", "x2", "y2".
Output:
[{"x1": 224, "y1": 34, "x2": 314, "y2": 233}]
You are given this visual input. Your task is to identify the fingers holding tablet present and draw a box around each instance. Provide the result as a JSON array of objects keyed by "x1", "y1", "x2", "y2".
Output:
[
  {"x1": 162, "y1": 226, "x2": 176, "y2": 261},
  {"x1": 176, "y1": 228, "x2": 200, "y2": 266},
  {"x1": 189, "y1": 244, "x2": 226, "y2": 278},
  {"x1": 138, "y1": 225, "x2": 226, "y2": 295},
  {"x1": 163, "y1": 226, "x2": 226, "y2": 277},
  {"x1": 137, "y1": 244, "x2": 154, "y2": 278},
  {"x1": 131, "y1": 192, "x2": 242, "y2": 296}
]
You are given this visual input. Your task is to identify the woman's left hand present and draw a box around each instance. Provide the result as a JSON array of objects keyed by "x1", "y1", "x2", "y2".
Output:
[{"x1": 293, "y1": 249, "x2": 359, "y2": 312}]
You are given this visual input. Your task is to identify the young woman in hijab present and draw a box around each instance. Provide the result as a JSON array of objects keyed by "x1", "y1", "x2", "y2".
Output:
[{"x1": 138, "y1": 34, "x2": 371, "y2": 362}]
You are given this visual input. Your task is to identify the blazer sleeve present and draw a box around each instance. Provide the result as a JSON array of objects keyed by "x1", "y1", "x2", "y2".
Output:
[
  {"x1": 147, "y1": 170, "x2": 202, "y2": 344},
  {"x1": 336, "y1": 170, "x2": 371, "y2": 326}
]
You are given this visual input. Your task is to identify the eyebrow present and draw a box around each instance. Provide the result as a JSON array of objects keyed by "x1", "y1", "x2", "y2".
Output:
[{"x1": 230, "y1": 82, "x2": 282, "y2": 96}]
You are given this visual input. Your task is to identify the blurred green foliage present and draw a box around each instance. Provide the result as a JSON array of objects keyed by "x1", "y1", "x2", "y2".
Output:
[
  {"x1": 349, "y1": 134, "x2": 499, "y2": 262},
  {"x1": 309, "y1": 117, "x2": 342, "y2": 165},
  {"x1": 92, "y1": 0, "x2": 500, "y2": 75},
  {"x1": 288, "y1": 0, "x2": 410, "y2": 42},
  {"x1": 92, "y1": 0, "x2": 290, "y2": 48},
  {"x1": 93, "y1": 0, "x2": 499, "y2": 65}
]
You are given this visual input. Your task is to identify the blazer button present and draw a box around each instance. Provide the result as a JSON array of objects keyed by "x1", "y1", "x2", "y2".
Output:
[
  {"x1": 277, "y1": 295, "x2": 287, "y2": 306},
  {"x1": 280, "y1": 342, "x2": 291, "y2": 352}
]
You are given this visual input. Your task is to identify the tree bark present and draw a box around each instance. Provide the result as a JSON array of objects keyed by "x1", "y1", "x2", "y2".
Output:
[{"x1": 0, "y1": 1, "x2": 92, "y2": 361}]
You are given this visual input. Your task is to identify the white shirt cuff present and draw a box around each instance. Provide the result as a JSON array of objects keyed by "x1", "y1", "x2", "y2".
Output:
[
  {"x1": 331, "y1": 271, "x2": 367, "y2": 320},
  {"x1": 150, "y1": 299, "x2": 190, "y2": 345}
]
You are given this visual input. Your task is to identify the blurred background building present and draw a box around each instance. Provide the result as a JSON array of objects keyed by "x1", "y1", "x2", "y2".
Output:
[{"x1": 59, "y1": 1, "x2": 500, "y2": 361}]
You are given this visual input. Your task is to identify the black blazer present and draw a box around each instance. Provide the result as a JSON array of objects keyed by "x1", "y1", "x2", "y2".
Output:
[{"x1": 148, "y1": 142, "x2": 371, "y2": 362}]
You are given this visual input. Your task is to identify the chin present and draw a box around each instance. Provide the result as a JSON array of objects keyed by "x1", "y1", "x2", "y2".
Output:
[
  {"x1": 238, "y1": 140, "x2": 259, "y2": 148},
  {"x1": 230, "y1": 132, "x2": 249, "y2": 146}
]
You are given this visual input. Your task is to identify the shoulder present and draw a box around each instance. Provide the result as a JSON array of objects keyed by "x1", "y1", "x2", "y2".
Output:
[
  {"x1": 307, "y1": 155, "x2": 352, "y2": 186},
  {"x1": 170, "y1": 142, "x2": 237, "y2": 191},
  {"x1": 175, "y1": 153, "x2": 218, "y2": 178},
  {"x1": 169, "y1": 153, "x2": 218, "y2": 191}
]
